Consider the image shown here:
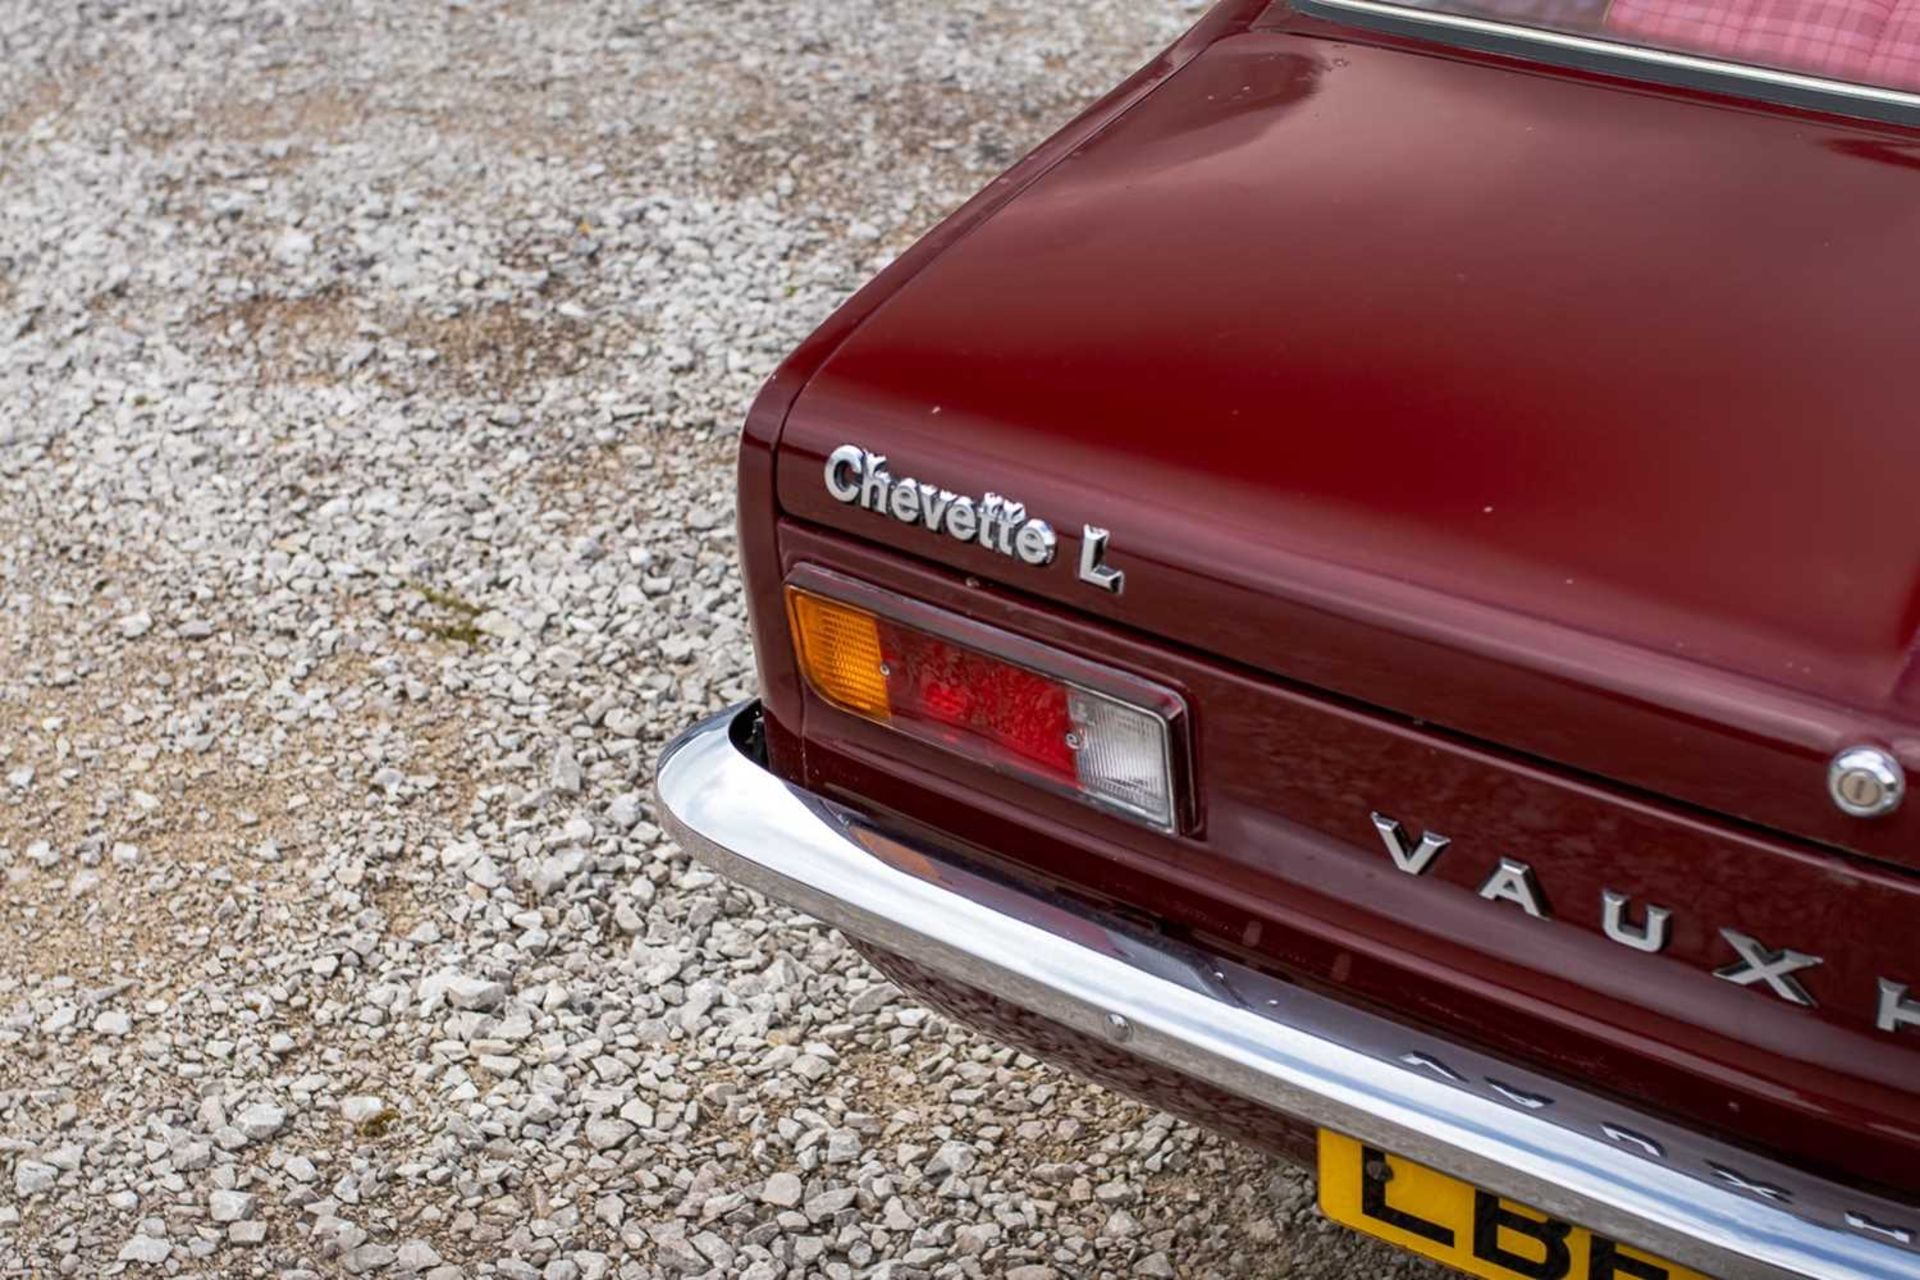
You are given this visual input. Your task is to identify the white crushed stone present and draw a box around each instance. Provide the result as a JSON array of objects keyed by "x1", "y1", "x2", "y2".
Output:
[
  {"x1": 0, "y1": 0, "x2": 1442, "y2": 1277},
  {"x1": 210, "y1": 1189, "x2": 259, "y2": 1223}
]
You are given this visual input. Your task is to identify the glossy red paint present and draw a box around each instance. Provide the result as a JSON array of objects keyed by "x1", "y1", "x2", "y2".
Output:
[
  {"x1": 776, "y1": 521, "x2": 1920, "y2": 1195},
  {"x1": 734, "y1": 0, "x2": 1920, "y2": 1207},
  {"x1": 773, "y1": 14, "x2": 1920, "y2": 871},
  {"x1": 737, "y1": 0, "x2": 1276, "y2": 770}
]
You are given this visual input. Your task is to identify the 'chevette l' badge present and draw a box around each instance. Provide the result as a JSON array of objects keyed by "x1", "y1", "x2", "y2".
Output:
[
  {"x1": 825, "y1": 444, "x2": 1128, "y2": 594},
  {"x1": 824, "y1": 444, "x2": 1057, "y2": 565}
]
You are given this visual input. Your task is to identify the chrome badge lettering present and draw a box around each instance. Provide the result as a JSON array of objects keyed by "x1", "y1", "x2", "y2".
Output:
[
  {"x1": 1368, "y1": 809, "x2": 1916, "y2": 1037},
  {"x1": 826, "y1": 445, "x2": 1058, "y2": 567},
  {"x1": 1077, "y1": 526, "x2": 1125, "y2": 594}
]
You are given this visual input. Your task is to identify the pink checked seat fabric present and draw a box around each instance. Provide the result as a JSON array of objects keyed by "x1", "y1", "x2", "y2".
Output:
[{"x1": 1604, "y1": 0, "x2": 1920, "y2": 90}]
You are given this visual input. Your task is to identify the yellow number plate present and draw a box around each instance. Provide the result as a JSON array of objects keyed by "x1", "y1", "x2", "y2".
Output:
[{"x1": 1318, "y1": 1131, "x2": 1712, "y2": 1280}]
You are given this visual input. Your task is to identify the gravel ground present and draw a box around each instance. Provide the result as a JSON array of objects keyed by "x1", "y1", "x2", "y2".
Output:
[{"x1": 0, "y1": 3, "x2": 1444, "y2": 1277}]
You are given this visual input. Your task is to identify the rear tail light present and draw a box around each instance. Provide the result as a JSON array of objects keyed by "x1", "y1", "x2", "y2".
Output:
[{"x1": 787, "y1": 583, "x2": 1182, "y2": 830}]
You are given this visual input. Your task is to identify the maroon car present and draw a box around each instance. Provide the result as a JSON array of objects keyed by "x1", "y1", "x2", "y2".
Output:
[{"x1": 656, "y1": 3, "x2": 1920, "y2": 1277}]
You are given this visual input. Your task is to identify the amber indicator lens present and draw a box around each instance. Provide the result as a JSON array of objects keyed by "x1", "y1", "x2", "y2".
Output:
[
  {"x1": 787, "y1": 591, "x2": 892, "y2": 719},
  {"x1": 786, "y1": 587, "x2": 1176, "y2": 829}
]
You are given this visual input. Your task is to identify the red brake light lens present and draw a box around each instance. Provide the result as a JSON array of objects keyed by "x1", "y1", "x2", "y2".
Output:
[
  {"x1": 787, "y1": 586, "x2": 1180, "y2": 830},
  {"x1": 883, "y1": 625, "x2": 1078, "y2": 779}
]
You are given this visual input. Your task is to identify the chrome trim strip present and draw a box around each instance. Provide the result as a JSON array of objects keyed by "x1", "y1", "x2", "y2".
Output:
[
  {"x1": 655, "y1": 704, "x2": 1918, "y2": 1280},
  {"x1": 1293, "y1": 0, "x2": 1920, "y2": 125}
]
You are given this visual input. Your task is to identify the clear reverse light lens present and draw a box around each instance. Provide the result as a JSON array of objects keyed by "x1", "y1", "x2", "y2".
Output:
[{"x1": 1067, "y1": 688, "x2": 1175, "y2": 829}]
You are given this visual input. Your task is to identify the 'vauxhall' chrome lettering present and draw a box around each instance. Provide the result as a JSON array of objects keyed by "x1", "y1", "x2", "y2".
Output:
[
  {"x1": 825, "y1": 444, "x2": 1057, "y2": 567},
  {"x1": 1715, "y1": 929, "x2": 1822, "y2": 1007},
  {"x1": 1368, "y1": 809, "x2": 1916, "y2": 1036},
  {"x1": 1600, "y1": 889, "x2": 1671, "y2": 954},
  {"x1": 1370, "y1": 812, "x2": 1449, "y2": 876},
  {"x1": 1476, "y1": 857, "x2": 1548, "y2": 919},
  {"x1": 1879, "y1": 979, "x2": 1920, "y2": 1034}
]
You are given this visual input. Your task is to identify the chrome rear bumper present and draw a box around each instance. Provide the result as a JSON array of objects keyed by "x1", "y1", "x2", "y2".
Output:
[{"x1": 655, "y1": 703, "x2": 1917, "y2": 1280}]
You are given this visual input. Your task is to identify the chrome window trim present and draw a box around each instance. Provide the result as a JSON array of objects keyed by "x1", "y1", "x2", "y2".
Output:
[{"x1": 1293, "y1": 0, "x2": 1920, "y2": 126}]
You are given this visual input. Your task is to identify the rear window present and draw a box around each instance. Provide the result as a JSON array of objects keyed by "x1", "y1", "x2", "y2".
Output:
[{"x1": 1401, "y1": 0, "x2": 1920, "y2": 93}]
